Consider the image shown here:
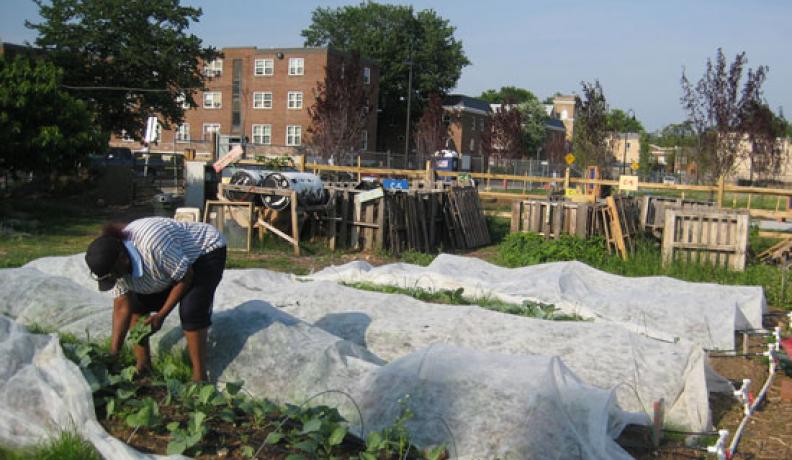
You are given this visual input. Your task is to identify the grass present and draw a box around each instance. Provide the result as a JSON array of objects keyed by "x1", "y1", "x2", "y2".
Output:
[
  {"x1": 0, "y1": 431, "x2": 102, "y2": 460},
  {"x1": 343, "y1": 281, "x2": 585, "y2": 321},
  {"x1": 494, "y1": 231, "x2": 792, "y2": 309}
]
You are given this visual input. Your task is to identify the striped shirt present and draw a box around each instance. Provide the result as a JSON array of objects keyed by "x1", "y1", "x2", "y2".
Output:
[{"x1": 111, "y1": 217, "x2": 226, "y2": 298}]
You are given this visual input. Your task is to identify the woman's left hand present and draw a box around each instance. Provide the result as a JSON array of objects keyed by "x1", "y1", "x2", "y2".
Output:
[{"x1": 144, "y1": 313, "x2": 164, "y2": 332}]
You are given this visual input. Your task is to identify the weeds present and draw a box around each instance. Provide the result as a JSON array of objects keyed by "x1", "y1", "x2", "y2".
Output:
[
  {"x1": 344, "y1": 282, "x2": 585, "y2": 321},
  {"x1": 0, "y1": 430, "x2": 102, "y2": 460}
]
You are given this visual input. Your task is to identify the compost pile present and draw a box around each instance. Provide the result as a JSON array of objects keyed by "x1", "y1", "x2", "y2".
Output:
[{"x1": 0, "y1": 253, "x2": 761, "y2": 459}]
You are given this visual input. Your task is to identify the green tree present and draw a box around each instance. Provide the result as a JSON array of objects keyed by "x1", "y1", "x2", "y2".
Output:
[
  {"x1": 572, "y1": 80, "x2": 612, "y2": 172},
  {"x1": 517, "y1": 96, "x2": 549, "y2": 157},
  {"x1": 606, "y1": 109, "x2": 644, "y2": 133},
  {"x1": 479, "y1": 86, "x2": 535, "y2": 104},
  {"x1": 302, "y1": 2, "x2": 469, "y2": 151},
  {"x1": 27, "y1": 0, "x2": 219, "y2": 139},
  {"x1": 637, "y1": 132, "x2": 653, "y2": 179},
  {"x1": 0, "y1": 56, "x2": 103, "y2": 174}
]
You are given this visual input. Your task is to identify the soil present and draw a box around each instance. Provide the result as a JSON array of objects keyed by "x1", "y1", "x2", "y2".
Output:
[{"x1": 626, "y1": 311, "x2": 792, "y2": 459}]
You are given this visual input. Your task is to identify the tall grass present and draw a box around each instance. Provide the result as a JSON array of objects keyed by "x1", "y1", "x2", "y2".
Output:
[
  {"x1": 0, "y1": 431, "x2": 102, "y2": 460},
  {"x1": 496, "y1": 232, "x2": 792, "y2": 309}
]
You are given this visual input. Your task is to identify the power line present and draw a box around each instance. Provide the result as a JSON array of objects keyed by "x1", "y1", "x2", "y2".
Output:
[{"x1": 61, "y1": 84, "x2": 203, "y2": 92}]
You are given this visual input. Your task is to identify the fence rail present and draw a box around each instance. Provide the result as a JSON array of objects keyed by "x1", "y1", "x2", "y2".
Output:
[{"x1": 304, "y1": 162, "x2": 792, "y2": 219}]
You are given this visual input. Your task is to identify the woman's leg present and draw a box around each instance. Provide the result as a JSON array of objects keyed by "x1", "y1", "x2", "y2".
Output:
[
  {"x1": 129, "y1": 313, "x2": 152, "y2": 372},
  {"x1": 184, "y1": 327, "x2": 208, "y2": 381}
]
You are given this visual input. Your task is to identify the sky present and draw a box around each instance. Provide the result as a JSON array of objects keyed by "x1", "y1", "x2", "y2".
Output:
[{"x1": 2, "y1": 0, "x2": 790, "y2": 131}]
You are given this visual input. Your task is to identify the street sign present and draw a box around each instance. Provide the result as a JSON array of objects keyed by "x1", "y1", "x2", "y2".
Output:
[
  {"x1": 630, "y1": 161, "x2": 640, "y2": 171},
  {"x1": 565, "y1": 153, "x2": 575, "y2": 165}
]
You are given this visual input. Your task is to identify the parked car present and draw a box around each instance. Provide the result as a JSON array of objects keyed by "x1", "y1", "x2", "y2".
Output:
[
  {"x1": 662, "y1": 175, "x2": 679, "y2": 185},
  {"x1": 89, "y1": 147, "x2": 135, "y2": 169}
]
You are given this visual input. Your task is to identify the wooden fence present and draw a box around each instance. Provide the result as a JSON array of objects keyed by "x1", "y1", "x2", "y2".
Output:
[
  {"x1": 661, "y1": 207, "x2": 750, "y2": 271},
  {"x1": 305, "y1": 162, "x2": 792, "y2": 220}
]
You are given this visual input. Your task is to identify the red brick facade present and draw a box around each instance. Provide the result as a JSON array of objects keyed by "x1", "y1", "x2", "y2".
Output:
[{"x1": 111, "y1": 47, "x2": 378, "y2": 156}]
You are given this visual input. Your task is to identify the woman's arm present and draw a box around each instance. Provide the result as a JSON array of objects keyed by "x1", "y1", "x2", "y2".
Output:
[
  {"x1": 145, "y1": 267, "x2": 194, "y2": 331},
  {"x1": 110, "y1": 294, "x2": 133, "y2": 355}
]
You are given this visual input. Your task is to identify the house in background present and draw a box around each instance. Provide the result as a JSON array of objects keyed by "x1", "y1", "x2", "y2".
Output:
[
  {"x1": 111, "y1": 46, "x2": 379, "y2": 157},
  {"x1": 547, "y1": 95, "x2": 576, "y2": 140},
  {"x1": 609, "y1": 132, "x2": 641, "y2": 170},
  {"x1": 442, "y1": 95, "x2": 491, "y2": 156}
]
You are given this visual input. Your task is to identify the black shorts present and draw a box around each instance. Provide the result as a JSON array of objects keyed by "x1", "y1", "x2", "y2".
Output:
[{"x1": 132, "y1": 246, "x2": 227, "y2": 331}]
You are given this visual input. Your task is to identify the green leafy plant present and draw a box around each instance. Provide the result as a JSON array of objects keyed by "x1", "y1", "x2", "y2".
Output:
[{"x1": 126, "y1": 315, "x2": 153, "y2": 346}]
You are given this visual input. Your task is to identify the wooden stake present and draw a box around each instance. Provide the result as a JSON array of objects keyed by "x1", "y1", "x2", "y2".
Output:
[{"x1": 290, "y1": 191, "x2": 300, "y2": 256}]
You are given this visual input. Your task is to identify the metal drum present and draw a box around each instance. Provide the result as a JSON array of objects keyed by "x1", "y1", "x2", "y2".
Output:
[
  {"x1": 261, "y1": 171, "x2": 326, "y2": 211},
  {"x1": 225, "y1": 169, "x2": 268, "y2": 204}
]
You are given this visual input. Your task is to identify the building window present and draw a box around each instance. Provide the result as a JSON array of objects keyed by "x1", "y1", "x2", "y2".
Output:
[
  {"x1": 560, "y1": 109, "x2": 568, "y2": 120},
  {"x1": 253, "y1": 92, "x2": 273, "y2": 109},
  {"x1": 202, "y1": 123, "x2": 220, "y2": 141},
  {"x1": 363, "y1": 67, "x2": 371, "y2": 84},
  {"x1": 361, "y1": 130, "x2": 368, "y2": 150},
  {"x1": 254, "y1": 58, "x2": 274, "y2": 76},
  {"x1": 203, "y1": 92, "x2": 222, "y2": 109},
  {"x1": 469, "y1": 138, "x2": 475, "y2": 151},
  {"x1": 252, "y1": 124, "x2": 272, "y2": 145},
  {"x1": 176, "y1": 124, "x2": 190, "y2": 143},
  {"x1": 287, "y1": 91, "x2": 303, "y2": 109},
  {"x1": 204, "y1": 59, "x2": 223, "y2": 77},
  {"x1": 176, "y1": 93, "x2": 190, "y2": 109},
  {"x1": 286, "y1": 125, "x2": 302, "y2": 146},
  {"x1": 288, "y1": 58, "x2": 304, "y2": 75},
  {"x1": 472, "y1": 118, "x2": 477, "y2": 130}
]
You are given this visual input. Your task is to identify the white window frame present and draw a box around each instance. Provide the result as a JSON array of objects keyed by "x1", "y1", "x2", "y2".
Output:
[
  {"x1": 204, "y1": 59, "x2": 223, "y2": 77},
  {"x1": 176, "y1": 93, "x2": 190, "y2": 109},
  {"x1": 252, "y1": 124, "x2": 272, "y2": 145},
  {"x1": 363, "y1": 67, "x2": 371, "y2": 84},
  {"x1": 361, "y1": 130, "x2": 368, "y2": 150},
  {"x1": 287, "y1": 91, "x2": 303, "y2": 109},
  {"x1": 286, "y1": 125, "x2": 302, "y2": 146},
  {"x1": 254, "y1": 58, "x2": 274, "y2": 76},
  {"x1": 176, "y1": 124, "x2": 190, "y2": 143},
  {"x1": 203, "y1": 91, "x2": 222, "y2": 109},
  {"x1": 202, "y1": 123, "x2": 221, "y2": 141},
  {"x1": 253, "y1": 92, "x2": 273, "y2": 109},
  {"x1": 288, "y1": 57, "x2": 304, "y2": 76}
]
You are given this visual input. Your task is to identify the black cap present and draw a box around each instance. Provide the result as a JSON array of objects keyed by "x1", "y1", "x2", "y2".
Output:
[{"x1": 85, "y1": 235, "x2": 124, "y2": 291}]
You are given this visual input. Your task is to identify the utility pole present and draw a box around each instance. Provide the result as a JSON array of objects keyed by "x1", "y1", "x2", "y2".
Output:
[{"x1": 404, "y1": 42, "x2": 414, "y2": 160}]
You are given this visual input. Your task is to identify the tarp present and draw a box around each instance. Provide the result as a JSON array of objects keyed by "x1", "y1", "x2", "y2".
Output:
[
  {"x1": 0, "y1": 260, "x2": 641, "y2": 459},
  {"x1": 15, "y1": 255, "x2": 732, "y2": 430},
  {"x1": 309, "y1": 254, "x2": 766, "y2": 351}
]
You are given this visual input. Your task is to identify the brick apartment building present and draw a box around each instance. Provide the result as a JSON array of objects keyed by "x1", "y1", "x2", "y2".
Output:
[
  {"x1": 112, "y1": 47, "x2": 379, "y2": 157},
  {"x1": 442, "y1": 95, "x2": 491, "y2": 156}
]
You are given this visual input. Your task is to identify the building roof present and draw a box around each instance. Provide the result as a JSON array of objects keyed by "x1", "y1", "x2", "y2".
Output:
[
  {"x1": 443, "y1": 95, "x2": 492, "y2": 115},
  {"x1": 544, "y1": 118, "x2": 566, "y2": 132}
]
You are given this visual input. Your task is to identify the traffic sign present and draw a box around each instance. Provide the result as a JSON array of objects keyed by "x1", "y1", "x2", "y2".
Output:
[
  {"x1": 630, "y1": 161, "x2": 640, "y2": 171},
  {"x1": 565, "y1": 153, "x2": 575, "y2": 165}
]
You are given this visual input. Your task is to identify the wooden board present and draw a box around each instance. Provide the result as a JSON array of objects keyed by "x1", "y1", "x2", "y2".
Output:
[{"x1": 662, "y1": 207, "x2": 749, "y2": 271}]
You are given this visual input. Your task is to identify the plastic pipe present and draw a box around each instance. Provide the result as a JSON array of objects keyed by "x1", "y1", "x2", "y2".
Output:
[
  {"x1": 707, "y1": 429, "x2": 729, "y2": 460},
  {"x1": 728, "y1": 344, "x2": 778, "y2": 456},
  {"x1": 732, "y1": 379, "x2": 751, "y2": 416}
]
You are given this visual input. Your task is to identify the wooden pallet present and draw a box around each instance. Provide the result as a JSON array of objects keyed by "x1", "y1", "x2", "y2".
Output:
[
  {"x1": 601, "y1": 195, "x2": 640, "y2": 259},
  {"x1": 757, "y1": 237, "x2": 792, "y2": 267},
  {"x1": 510, "y1": 200, "x2": 605, "y2": 239},
  {"x1": 661, "y1": 207, "x2": 750, "y2": 271},
  {"x1": 639, "y1": 195, "x2": 715, "y2": 237},
  {"x1": 446, "y1": 187, "x2": 490, "y2": 249}
]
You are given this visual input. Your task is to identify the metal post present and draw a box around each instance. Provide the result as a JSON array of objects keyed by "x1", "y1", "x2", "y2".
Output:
[
  {"x1": 622, "y1": 131, "x2": 628, "y2": 176},
  {"x1": 404, "y1": 43, "x2": 413, "y2": 159}
]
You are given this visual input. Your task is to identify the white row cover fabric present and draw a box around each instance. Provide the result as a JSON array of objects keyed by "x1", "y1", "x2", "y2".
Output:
[
  {"x1": 309, "y1": 254, "x2": 766, "y2": 351},
  {"x1": 20, "y1": 255, "x2": 730, "y2": 430},
  {"x1": 0, "y1": 316, "x2": 185, "y2": 460},
  {"x1": 0, "y1": 260, "x2": 639, "y2": 459}
]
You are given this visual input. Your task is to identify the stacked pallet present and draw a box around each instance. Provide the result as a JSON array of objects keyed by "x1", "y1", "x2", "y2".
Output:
[
  {"x1": 510, "y1": 200, "x2": 607, "y2": 239},
  {"x1": 661, "y1": 207, "x2": 750, "y2": 271},
  {"x1": 639, "y1": 196, "x2": 715, "y2": 237},
  {"x1": 322, "y1": 186, "x2": 490, "y2": 254}
]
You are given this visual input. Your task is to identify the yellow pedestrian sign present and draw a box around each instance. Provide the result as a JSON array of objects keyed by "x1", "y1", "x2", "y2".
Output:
[
  {"x1": 630, "y1": 161, "x2": 639, "y2": 171},
  {"x1": 565, "y1": 153, "x2": 575, "y2": 165}
]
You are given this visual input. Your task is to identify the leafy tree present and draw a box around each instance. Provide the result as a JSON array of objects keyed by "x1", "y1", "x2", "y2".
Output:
[
  {"x1": 606, "y1": 109, "x2": 644, "y2": 133},
  {"x1": 517, "y1": 96, "x2": 549, "y2": 157},
  {"x1": 740, "y1": 102, "x2": 785, "y2": 180},
  {"x1": 27, "y1": 0, "x2": 219, "y2": 139},
  {"x1": 572, "y1": 80, "x2": 612, "y2": 172},
  {"x1": 482, "y1": 104, "x2": 523, "y2": 160},
  {"x1": 306, "y1": 53, "x2": 373, "y2": 163},
  {"x1": 680, "y1": 48, "x2": 768, "y2": 181},
  {"x1": 479, "y1": 86, "x2": 535, "y2": 104},
  {"x1": 413, "y1": 94, "x2": 448, "y2": 157},
  {"x1": 302, "y1": 2, "x2": 469, "y2": 151},
  {"x1": 638, "y1": 132, "x2": 653, "y2": 179},
  {"x1": 0, "y1": 55, "x2": 103, "y2": 175}
]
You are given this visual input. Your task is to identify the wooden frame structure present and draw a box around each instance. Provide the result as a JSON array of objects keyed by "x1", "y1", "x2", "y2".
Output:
[
  {"x1": 203, "y1": 200, "x2": 253, "y2": 252},
  {"x1": 661, "y1": 207, "x2": 750, "y2": 271}
]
